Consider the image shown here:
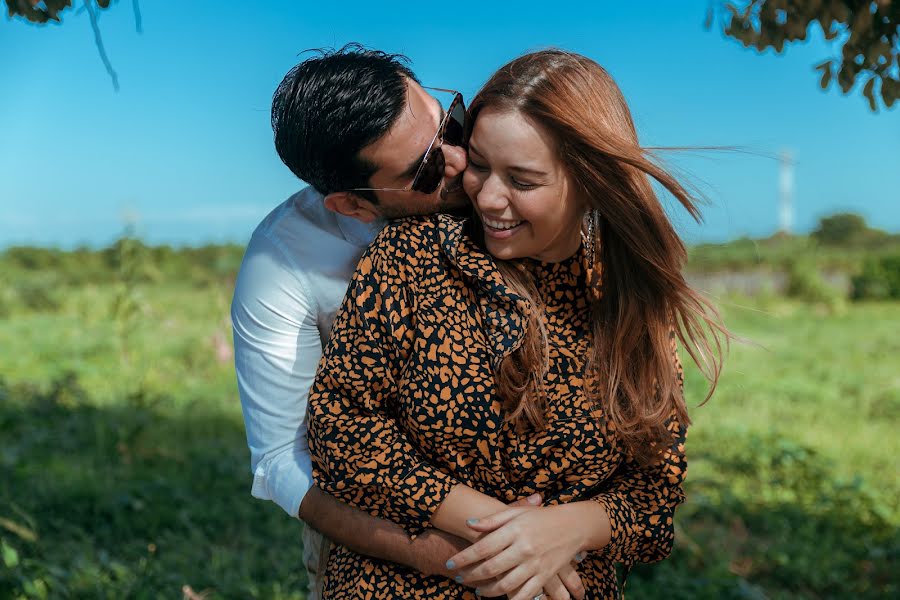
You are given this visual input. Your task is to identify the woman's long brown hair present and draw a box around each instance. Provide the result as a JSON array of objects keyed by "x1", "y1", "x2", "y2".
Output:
[{"x1": 469, "y1": 49, "x2": 729, "y2": 463}]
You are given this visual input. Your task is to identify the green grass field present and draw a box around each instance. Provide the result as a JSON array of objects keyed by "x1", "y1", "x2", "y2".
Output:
[{"x1": 1, "y1": 277, "x2": 897, "y2": 598}]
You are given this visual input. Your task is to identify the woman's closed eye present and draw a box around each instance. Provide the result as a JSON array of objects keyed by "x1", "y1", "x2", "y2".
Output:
[
  {"x1": 467, "y1": 158, "x2": 489, "y2": 172},
  {"x1": 468, "y1": 155, "x2": 539, "y2": 190},
  {"x1": 510, "y1": 176, "x2": 538, "y2": 190}
]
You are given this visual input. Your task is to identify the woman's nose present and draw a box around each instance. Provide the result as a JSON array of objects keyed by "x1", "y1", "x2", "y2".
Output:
[{"x1": 474, "y1": 176, "x2": 508, "y2": 212}]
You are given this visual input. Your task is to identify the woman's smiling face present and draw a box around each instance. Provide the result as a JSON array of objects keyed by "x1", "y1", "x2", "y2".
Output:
[{"x1": 463, "y1": 107, "x2": 586, "y2": 263}]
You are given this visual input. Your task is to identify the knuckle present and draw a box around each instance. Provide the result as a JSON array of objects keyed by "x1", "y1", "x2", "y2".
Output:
[
  {"x1": 494, "y1": 581, "x2": 511, "y2": 595},
  {"x1": 472, "y1": 567, "x2": 492, "y2": 580},
  {"x1": 496, "y1": 574, "x2": 521, "y2": 595}
]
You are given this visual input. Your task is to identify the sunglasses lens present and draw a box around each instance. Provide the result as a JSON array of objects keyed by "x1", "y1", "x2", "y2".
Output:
[
  {"x1": 410, "y1": 93, "x2": 465, "y2": 194},
  {"x1": 411, "y1": 148, "x2": 445, "y2": 194},
  {"x1": 443, "y1": 98, "x2": 467, "y2": 148}
]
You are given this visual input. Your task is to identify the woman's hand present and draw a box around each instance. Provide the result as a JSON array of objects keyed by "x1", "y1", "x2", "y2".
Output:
[
  {"x1": 446, "y1": 504, "x2": 592, "y2": 600},
  {"x1": 457, "y1": 559, "x2": 585, "y2": 600}
]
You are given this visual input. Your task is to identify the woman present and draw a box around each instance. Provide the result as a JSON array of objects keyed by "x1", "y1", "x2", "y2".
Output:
[{"x1": 307, "y1": 49, "x2": 727, "y2": 600}]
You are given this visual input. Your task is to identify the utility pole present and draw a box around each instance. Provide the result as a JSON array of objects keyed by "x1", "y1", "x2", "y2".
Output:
[{"x1": 778, "y1": 150, "x2": 794, "y2": 235}]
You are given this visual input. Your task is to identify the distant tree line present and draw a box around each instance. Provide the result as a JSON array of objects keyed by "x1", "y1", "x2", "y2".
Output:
[
  {"x1": 808, "y1": 213, "x2": 900, "y2": 300},
  {"x1": 2, "y1": 240, "x2": 245, "y2": 286},
  {"x1": 2, "y1": 214, "x2": 899, "y2": 311}
]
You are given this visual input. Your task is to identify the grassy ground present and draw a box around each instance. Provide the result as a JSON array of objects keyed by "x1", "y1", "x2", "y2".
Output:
[
  {"x1": 628, "y1": 297, "x2": 898, "y2": 599},
  {"x1": 1, "y1": 280, "x2": 897, "y2": 598}
]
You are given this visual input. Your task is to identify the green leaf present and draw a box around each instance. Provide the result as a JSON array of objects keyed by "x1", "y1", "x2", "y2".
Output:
[
  {"x1": 1, "y1": 539, "x2": 19, "y2": 568},
  {"x1": 0, "y1": 517, "x2": 38, "y2": 542},
  {"x1": 23, "y1": 578, "x2": 49, "y2": 599}
]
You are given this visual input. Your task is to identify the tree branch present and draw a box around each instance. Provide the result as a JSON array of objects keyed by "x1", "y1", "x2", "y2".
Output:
[
  {"x1": 132, "y1": 0, "x2": 142, "y2": 34},
  {"x1": 83, "y1": 0, "x2": 119, "y2": 92}
]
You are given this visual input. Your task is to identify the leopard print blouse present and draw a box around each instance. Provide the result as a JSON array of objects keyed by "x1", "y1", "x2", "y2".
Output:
[{"x1": 307, "y1": 214, "x2": 687, "y2": 599}]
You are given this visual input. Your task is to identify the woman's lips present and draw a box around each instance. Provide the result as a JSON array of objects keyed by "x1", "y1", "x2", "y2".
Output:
[{"x1": 483, "y1": 220, "x2": 526, "y2": 239}]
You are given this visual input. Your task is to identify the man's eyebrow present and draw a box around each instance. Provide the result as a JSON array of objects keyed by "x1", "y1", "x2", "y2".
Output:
[
  {"x1": 400, "y1": 104, "x2": 445, "y2": 179},
  {"x1": 402, "y1": 151, "x2": 427, "y2": 178}
]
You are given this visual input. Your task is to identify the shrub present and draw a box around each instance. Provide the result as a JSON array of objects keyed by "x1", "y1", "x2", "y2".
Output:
[
  {"x1": 785, "y1": 260, "x2": 844, "y2": 311},
  {"x1": 13, "y1": 279, "x2": 62, "y2": 313},
  {"x1": 647, "y1": 430, "x2": 900, "y2": 599},
  {"x1": 852, "y1": 255, "x2": 900, "y2": 300},
  {"x1": 812, "y1": 213, "x2": 869, "y2": 245}
]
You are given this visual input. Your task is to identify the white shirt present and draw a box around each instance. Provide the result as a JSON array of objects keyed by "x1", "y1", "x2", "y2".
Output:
[{"x1": 231, "y1": 186, "x2": 384, "y2": 517}]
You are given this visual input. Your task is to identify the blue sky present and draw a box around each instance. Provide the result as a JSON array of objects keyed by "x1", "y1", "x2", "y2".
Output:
[{"x1": 1, "y1": 1, "x2": 897, "y2": 249}]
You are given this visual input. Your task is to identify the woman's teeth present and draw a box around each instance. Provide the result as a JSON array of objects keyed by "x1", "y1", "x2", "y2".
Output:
[{"x1": 483, "y1": 218, "x2": 524, "y2": 230}]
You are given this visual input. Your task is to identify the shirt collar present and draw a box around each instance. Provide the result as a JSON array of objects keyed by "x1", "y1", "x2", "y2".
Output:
[{"x1": 336, "y1": 212, "x2": 386, "y2": 248}]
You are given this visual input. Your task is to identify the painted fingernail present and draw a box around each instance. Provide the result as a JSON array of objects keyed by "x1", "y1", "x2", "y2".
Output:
[
  {"x1": 475, "y1": 588, "x2": 482, "y2": 597},
  {"x1": 454, "y1": 575, "x2": 464, "y2": 584},
  {"x1": 446, "y1": 559, "x2": 456, "y2": 570},
  {"x1": 575, "y1": 551, "x2": 586, "y2": 562},
  {"x1": 466, "y1": 518, "x2": 479, "y2": 526}
]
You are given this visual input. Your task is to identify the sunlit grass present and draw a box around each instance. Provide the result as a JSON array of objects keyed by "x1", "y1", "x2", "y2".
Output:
[{"x1": 1, "y1": 279, "x2": 897, "y2": 598}]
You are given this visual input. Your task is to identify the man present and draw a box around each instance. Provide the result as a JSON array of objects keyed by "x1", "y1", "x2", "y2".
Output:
[{"x1": 231, "y1": 46, "x2": 543, "y2": 599}]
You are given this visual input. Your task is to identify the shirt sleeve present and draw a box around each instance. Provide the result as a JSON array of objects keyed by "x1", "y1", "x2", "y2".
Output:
[
  {"x1": 307, "y1": 233, "x2": 460, "y2": 538},
  {"x1": 231, "y1": 231, "x2": 321, "y2": 518},
  {"x1": 591, "y1": 333, "x2": 688, "y2": 566}
]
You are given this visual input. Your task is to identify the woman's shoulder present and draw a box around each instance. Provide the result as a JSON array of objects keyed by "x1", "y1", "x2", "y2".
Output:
[
  {"x1": 373, "y1": 214, "x2": 441, "y2": 248},
  {"x1": 357, "y1": 215, "x2": 450, "y2": 279}
]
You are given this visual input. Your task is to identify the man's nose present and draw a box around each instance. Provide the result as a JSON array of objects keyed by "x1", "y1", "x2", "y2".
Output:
[{"x1": 441, "y1": 144, "x2": 467, "y2": 179}]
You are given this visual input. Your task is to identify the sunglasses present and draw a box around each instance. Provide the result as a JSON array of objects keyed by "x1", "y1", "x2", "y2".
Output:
[{"x1": 350, "y1": 87, "x2": 467, "y2": 195}]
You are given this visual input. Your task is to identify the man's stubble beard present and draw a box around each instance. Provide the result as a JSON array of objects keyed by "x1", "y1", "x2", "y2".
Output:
[
  {"x1": 438, "y1": 179, "x2": 471, "y2": 213},
  {"x1": 379, "y1": 179, "x2": 471, "y2": 220}
]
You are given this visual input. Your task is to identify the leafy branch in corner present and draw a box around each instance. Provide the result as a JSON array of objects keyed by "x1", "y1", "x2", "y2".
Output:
[
  {"x1": 707, "y1": 1, "x2": 898, "y2": 111},
  {"x1": 5, "y1": 0, "x2": 143, "y2": 91}
]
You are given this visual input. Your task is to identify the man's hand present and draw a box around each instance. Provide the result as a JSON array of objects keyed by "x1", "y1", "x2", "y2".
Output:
[
  {"x1": 410, "y1": 529, "x2": 471, "y2": 577},
  {"x1": 412, "y1": 493, "x2": 544, "y2": 579}
]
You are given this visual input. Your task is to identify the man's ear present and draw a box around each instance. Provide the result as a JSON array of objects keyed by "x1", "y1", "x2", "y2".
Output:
[{"x1": 323, "y1": 192, "x2": 380, "y2": 224}]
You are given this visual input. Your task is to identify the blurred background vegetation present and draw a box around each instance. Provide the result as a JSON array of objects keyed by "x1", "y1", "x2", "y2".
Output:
[{"x1": 1, "y1": 211, "x2": 897, "y2": 599}]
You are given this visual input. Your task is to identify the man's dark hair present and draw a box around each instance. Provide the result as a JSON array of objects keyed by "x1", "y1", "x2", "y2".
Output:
[{"x1": 271, "y1": 44, "x2": 418, "y2": 202}]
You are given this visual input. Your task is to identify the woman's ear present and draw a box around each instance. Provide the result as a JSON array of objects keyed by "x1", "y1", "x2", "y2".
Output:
[{"x1": 323, "y1": 192, "x2": 380, "y2": 223}]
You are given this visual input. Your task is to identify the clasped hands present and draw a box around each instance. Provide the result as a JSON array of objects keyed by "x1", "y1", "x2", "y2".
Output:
[{"x1": 445, "y1": 502, "x2": 589, "y2": 600}]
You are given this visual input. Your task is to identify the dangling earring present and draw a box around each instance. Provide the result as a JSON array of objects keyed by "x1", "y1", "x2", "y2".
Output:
[
  {"x1": 581, "y1": 210, "x2": 596, "y2": 267},
  {"x1": 582, "y1": 209, "x2": 602, "y2": 301}
]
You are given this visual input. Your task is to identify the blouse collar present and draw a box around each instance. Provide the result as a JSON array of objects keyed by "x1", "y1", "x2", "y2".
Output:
[{"x1": 436, "y1": 214, "x2": 531, "y2": 369}]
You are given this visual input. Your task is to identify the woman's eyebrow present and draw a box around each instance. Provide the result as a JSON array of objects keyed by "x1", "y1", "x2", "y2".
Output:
[
  {"x1": 469, "y1": 142, "x2": 547, "y2": 176},
  {"x1": 509, "y1": 165, "x2": 549, "y2": 176}
]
